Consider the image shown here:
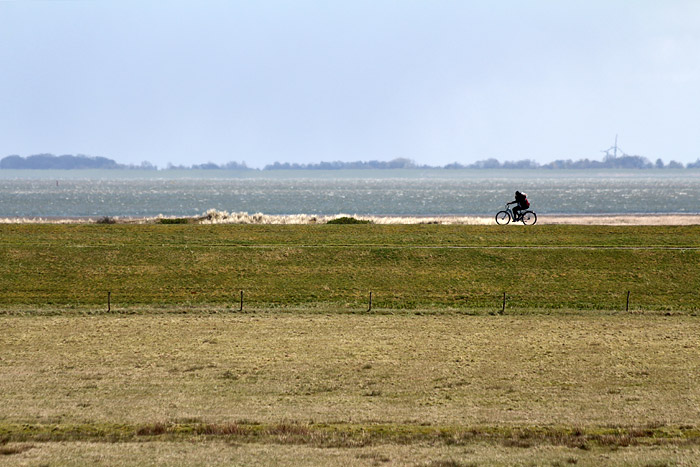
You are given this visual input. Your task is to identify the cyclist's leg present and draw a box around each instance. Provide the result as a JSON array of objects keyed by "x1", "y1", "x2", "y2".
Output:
[{"x1": 512, "y1": 206, "x2": 521, "y2": 220}]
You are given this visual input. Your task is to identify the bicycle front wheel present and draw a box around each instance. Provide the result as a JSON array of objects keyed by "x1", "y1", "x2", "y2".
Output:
[
  {"x1": 495, "y1": 211, "x2": 511, "y2": 225},
  {"x1": 521, "y1": 211, "x2": 537, "y2": 225}
]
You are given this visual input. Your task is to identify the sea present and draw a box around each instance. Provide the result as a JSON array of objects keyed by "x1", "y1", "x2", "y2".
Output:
[{"x1": 0, "y1": 169, "x2": 698, "y2": 218}]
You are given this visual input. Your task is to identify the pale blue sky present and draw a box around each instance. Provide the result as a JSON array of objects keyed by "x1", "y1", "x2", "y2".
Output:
[{"x1": 1, "y1": 0, "x2": 699, "y2": 168}]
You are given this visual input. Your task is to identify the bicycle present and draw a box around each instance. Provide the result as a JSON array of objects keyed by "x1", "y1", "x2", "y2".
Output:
[{"x1": 495, "y1": 205, "x2": 537, "y2": 225}]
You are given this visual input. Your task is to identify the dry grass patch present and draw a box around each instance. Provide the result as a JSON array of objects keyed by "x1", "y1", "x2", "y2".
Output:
[
  {"x1": 3, "y1": 311, "x2": 700, "y2": 464},
  {"x1": 2, "y1": 313, "x2": 700, "y2": 428}
]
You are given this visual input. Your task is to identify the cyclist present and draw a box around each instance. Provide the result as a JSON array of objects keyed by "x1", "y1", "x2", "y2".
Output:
[{"x1": 507, "y1": 191, "x2": 530, "y2": 221}]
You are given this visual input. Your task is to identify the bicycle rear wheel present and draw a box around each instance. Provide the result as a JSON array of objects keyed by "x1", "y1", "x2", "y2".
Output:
[
  {"x1": 521, "y1": 211, "x2": 537, "y2": 225},
  {"x1": 495, "y1": 211, "x2": 511, "y2": 225}
]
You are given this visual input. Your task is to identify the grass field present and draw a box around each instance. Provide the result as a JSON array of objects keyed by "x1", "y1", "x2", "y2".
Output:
[
  {"x1": 3, "y1": 313, "x2": 700, "y2": 465},
  {"x1": 1, "y1": 224, "x2": 699, "y2": 465},
  {"x1": 1, "y1": 224, "x2": 699, "y2": 311}
]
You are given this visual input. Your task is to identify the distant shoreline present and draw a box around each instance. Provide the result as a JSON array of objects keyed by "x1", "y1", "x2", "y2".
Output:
[{"x1": 3, "y1": 154, "x2": 700, "y2": 171}]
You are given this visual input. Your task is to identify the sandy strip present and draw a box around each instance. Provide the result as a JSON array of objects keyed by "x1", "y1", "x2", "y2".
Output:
[
  {"x1": 361, "y1": 214, "x2": 700, "y2": 226},
  {"x1": 537, "y1": 214, "x2": 700, "y2": 225},
  {"x1": 1, "y1": 213, "x2": 699, "y2": 225}
]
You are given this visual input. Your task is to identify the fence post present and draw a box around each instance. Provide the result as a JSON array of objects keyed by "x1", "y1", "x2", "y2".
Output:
[
  {"x1": 368, "y1": 291, "x2": 372, "y2": 312},
  {"x1": 107, "y1": 291, "x2": 111, "y2": 312},
  {"x1": 501, "y1": 292, "x2": 506, "y2": 314},
  {"x1": 626, "y1": 291, "x2": 630, "y2": 312},
  {"x1": 239, "y1": 290, "x2": 243, "y2": 311}
]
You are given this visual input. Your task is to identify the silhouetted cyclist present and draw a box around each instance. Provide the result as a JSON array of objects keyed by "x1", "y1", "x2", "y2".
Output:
[{"x1": 507, "y1": 191, "x2": 530, "y2": 221}]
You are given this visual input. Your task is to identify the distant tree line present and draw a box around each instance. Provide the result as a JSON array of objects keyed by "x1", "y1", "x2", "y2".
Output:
[
  {"x1": 166, "y1": 161, "x2": 251, "y2": 170},
  {"x1": 2, "y1": 153, "x2": 699, "y2": 170},
  {"x1": 263, "y1": 157, "x2": 424, "y2": 170},
  {"x1": 264, "y1": 155, "x2": 700, "y2": 170},
  {"x1": 0, "y1": 154, "x2": 249, "y2": 170},
  {"x1": 0, "y1": 154, "x2": 159, "y2": 170},
  {"x1": 1, "y1": 154, "x2": 122, "y2": 170},
  {"x1": 442, "y1": 154, "x2": 698, "y2": 169}
]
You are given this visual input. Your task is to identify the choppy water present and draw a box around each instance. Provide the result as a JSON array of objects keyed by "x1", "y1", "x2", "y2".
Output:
[{"x1": 0, "y1": 169, "x2": 698, "y2": 217}]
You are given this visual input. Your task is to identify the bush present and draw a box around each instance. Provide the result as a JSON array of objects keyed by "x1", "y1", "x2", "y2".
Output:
[
  {"x1": 95, "y1": 216, "x2": 116, "y2": 224},
  {"x1": 326, "y1": 217, "x2": 371, "y2": 225},
  {"x1": 158, "y1": 218, "x2": 191, "y2": 224}
]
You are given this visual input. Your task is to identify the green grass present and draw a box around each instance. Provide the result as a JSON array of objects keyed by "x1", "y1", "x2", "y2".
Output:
[{"x1": 0, "y1": 224, "x2": 698, "y2": 311}]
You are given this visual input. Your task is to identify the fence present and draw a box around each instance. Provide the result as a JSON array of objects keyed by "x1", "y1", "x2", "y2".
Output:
[{"x1": 2, "y1": 288, "x2": 695, "y2": 314}]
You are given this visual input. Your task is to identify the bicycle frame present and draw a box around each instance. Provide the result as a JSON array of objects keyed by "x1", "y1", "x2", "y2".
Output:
[{"x1": 503, "y1": 205, "x2": 519, "y2": 220}]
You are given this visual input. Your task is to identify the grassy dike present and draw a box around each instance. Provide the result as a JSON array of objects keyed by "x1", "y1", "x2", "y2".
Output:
[
  {"x1": 1, "y1": 224, "x2": 699, "y2": 464},
  {"x1": 0, "y1": 224, "x2": 698, "y2": 311}
]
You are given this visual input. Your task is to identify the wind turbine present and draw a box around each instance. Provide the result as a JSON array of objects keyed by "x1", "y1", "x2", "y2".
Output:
[{"x1": 601, "y1": 134, "x2": 627, "y2": 158}]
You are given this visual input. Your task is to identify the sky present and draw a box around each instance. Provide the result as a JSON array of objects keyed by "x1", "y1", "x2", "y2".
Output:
[{"x1": 1, "y1": 0, "x2": 699, "y2": 169}]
